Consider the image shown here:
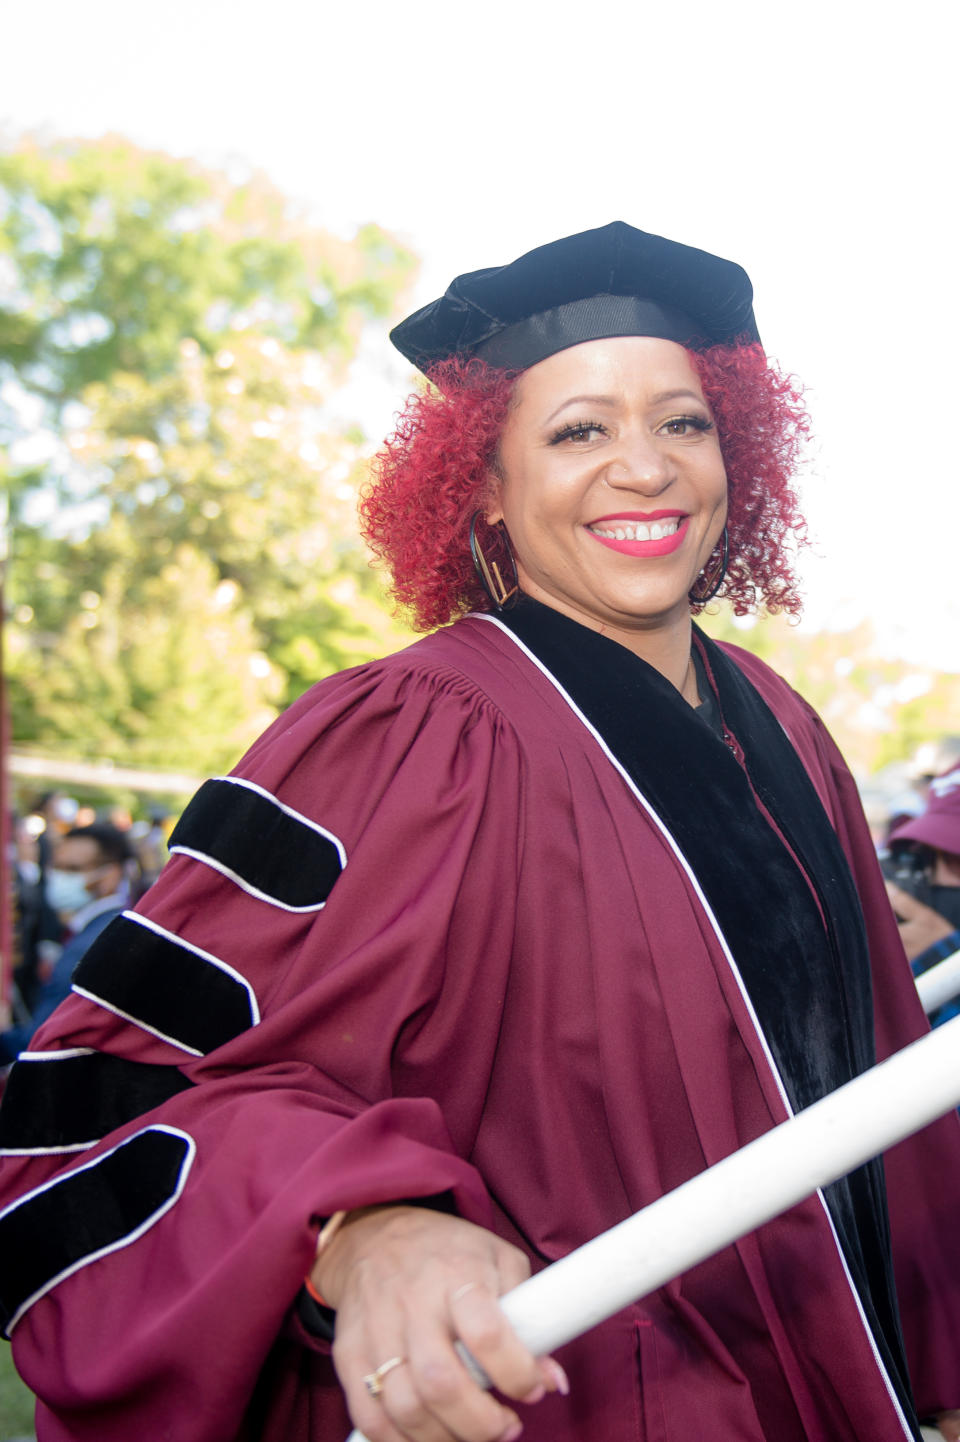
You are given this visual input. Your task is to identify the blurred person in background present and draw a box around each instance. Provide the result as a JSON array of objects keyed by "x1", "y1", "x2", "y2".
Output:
[
  {"x1": 8, "y1": 812, "x2": 44, "y2": 1023},
  {"x1": 0, "y1": 823, "x2": 135, "y2": 1065},
  {"x1": 11, "y1": 793, "x2": 76, "y2": 1013},
  {"x1": 906, "y1": 737, "x2": 960, "y2": 809},
  {"x1": 128, "y1": 803, "x2": 173, "y2": 891},
  {"x1": 103, "y1": 803, "x2": 134, "y2": 833},
  {"x1": 884, "y1": 764, "x2": 960, "y2": 1027}
]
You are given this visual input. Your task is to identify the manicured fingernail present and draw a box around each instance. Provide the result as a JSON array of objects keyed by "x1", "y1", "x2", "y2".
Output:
[
  {"x1": 499, "y1": 1421, "x2": 523, "y2": 1442},
  {"x1": 544, "y1": 1359, "x2": 570, "y2": 1396},
  {"x1": 520, "y1": 1383, "x2": 545, "y2": 1404}
]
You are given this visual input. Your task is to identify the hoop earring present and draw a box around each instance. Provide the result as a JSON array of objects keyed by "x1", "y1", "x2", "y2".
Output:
[
  {"x1": 469, "y1": 512, "x2": 519, "y2": 611},
  {"x1": 689, "y1": 526, "x2": 729, "y2": 606}
]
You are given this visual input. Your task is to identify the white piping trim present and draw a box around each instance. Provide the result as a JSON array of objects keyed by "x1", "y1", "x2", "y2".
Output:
[
  {"x1": 120, "y1": 911, "x2": 260, "y2": 1026},
  {"x1": 813, "y1": 1184, "x2": 915, "y2": 1439},
  {"x1": 70, "y1": 986, "x2": 204, "y2": 1058},
  {"x1": 168, "y1": 845, "x2": 332, "y2": 914},
  {"x1": 1, "y1": 1143, "x2": 95, "y2": 1157},
  {"x1": 2, "y1": 1124, "x2": 196, "y2": 1335},
  {"x1": 16, "y1": 1048, "x2": 95, "y2": 1061},
  {"x1": 211, "y1": 774, "x2": 348, "y2": 866},
  {"x1": 476, "y1": 613, "x2": 914, "y2": 1442}
]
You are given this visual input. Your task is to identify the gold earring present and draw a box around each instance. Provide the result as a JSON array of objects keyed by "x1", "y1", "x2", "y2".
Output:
[
  {"x1": 688, "y1": 526, "x2": 729, "y2": 606},
  {"x1": 469, "y1": 512, "x2": 519, "y2": 610}
]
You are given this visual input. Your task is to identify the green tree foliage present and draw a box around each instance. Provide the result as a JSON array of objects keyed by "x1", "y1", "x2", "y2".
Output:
[
  {"x1": 8, "y1": 544, "x2": 283, "y2": 773},
  {"x1": 1, "y1": 136, "x2": 417, "y2": 775},
  {"x1": 0, "y1": 136, "x2": 411, "y2": 406}
]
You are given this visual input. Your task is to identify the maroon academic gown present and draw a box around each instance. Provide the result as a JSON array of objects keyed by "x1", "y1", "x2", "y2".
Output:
[{"x1": 1, "y1": 605, "x2": 958, "y2": 1442}]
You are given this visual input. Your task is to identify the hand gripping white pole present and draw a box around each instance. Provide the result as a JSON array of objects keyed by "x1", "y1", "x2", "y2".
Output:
[{"x1": 347, "y1": 1015, "x2": 960, "y2": 1441}]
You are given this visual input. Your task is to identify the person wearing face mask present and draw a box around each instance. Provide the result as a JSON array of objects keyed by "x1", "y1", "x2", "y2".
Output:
[
  {"x1": 0, "y1": 823, "x2": 134, "y2": 1064},
  {"x1": 2, "y1": 223, "x2": 959, "y2": 1442}
]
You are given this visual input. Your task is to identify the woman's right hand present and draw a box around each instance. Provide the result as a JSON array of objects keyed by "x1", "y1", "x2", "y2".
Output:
[{"x1": 311, "y1": 1204, "x2": 568, "y2": 1442}]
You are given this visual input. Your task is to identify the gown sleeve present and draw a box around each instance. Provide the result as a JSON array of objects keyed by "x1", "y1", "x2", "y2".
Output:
[{"x1": 0, "y1": 654, "x2": 523, "y2": 1440}]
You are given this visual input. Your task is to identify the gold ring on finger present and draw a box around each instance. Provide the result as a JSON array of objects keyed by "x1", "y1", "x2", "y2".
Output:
[{"x1": 362, "y1": 1355, "x2": 405, "y2": 1399}]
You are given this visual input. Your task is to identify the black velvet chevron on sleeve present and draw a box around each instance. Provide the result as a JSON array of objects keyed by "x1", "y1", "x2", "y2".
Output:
[
  {"x1": 73, "y1": 913, "x2": 257, "y2": 1055},
  {"x1": 169, "y1": 778, "x2": 345, "y2": 910},
  {"x1": 0, "y1": 1050, "x2": 193, "y2": 1153},
  {"x1": 0, "y1": 1127, "x2": 193, "y2": 1335}
]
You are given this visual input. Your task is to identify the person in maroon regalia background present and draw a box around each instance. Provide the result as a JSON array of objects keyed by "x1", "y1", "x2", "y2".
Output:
[{"x1": 1, "y1": 223, "x2": 958, "y2": 1442}]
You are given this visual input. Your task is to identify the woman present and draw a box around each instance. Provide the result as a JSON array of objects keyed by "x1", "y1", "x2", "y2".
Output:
[{"x1": 0, "y1": 223, "x2": 958, "y2": 1442}]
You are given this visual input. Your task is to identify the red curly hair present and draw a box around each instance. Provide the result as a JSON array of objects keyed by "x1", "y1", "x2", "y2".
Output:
[{"x1": 360, "y1": 345, "x2": 809, "y2": 631}]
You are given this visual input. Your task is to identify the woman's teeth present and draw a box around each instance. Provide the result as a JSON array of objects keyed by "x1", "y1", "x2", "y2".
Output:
[{"x1": 590, "y1": 518, "x2": 682, "y2": 542}]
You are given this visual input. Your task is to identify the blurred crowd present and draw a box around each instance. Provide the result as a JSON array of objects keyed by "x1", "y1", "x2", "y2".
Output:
[
  {"x1": 1, "y1": 791, "x2": 173, "y2": 1062},
  {"x1": 875, "y1": 736, "x2": 960, "y2": 1029}
]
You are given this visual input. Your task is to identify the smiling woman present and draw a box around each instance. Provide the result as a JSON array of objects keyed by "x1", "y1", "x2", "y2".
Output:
[
  {"x1": 2, "y1": 223, "x2": 959, "y2": 1442},
  {"x1": 486, "y1": 336, "x2": 729, "y2": 693}
]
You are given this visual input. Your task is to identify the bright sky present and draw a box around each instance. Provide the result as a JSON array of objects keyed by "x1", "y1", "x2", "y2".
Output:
[{"x1": 3, "y1": 0, "x2": 958, "y2": 670}]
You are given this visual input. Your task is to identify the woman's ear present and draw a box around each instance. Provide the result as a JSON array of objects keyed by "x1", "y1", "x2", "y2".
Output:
[{"x1": 484, "y1": 469, "x2": 504, "y2": 527}]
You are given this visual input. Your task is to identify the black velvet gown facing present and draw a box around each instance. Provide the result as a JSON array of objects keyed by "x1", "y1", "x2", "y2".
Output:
[{"x1": 501, "y1": 598, "x2": 917, "y2": 1434}]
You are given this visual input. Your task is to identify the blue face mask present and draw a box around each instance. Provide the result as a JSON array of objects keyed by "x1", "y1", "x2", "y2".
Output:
[{"x1": 45, "y1": 868, "x2": 96, "y2": 916}]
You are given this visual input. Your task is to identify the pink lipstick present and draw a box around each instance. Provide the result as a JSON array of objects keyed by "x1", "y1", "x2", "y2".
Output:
[{"x1": 586, "y1": 511, "x2": 690, "y2": 558}]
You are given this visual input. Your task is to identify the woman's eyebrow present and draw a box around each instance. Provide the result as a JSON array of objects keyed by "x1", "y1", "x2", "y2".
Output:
[
  {"x1": 544, "y1": 387, "x2": 707, "y2": 426},
  {"x1": 649, "y1": 388, "x2": 706, "y2": 405},
  {"x1": 544, "y1": 394, "x2": 617, "y2": 424}
]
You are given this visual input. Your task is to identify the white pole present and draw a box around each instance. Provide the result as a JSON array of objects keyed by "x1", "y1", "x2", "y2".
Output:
[
  {"x1": 916, "y1": 947, "x2": 960, "y2": 1014},
  {"x1": 346, "y1": 1015, "x2": 960, "y2": 1442}
]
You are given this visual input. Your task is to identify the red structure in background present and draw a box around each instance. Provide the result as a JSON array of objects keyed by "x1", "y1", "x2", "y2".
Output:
[{"x1": 0, "y1": 493, "x2": 11, "y2": 1018}]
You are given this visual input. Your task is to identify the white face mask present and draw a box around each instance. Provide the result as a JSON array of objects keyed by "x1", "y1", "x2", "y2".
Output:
[{"x1": 46, "y1": 868, "x2": 99, "y2": 915}]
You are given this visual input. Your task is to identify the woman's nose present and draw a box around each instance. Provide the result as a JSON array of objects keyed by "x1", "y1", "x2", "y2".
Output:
[{"x1": 603, "y1": 430, "x2": 673, "y2": 492}]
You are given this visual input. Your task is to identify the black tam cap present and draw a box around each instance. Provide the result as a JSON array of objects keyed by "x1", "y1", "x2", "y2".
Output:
[{"x1": 390, "y1": 221, "x2": 760, "y2": 376}]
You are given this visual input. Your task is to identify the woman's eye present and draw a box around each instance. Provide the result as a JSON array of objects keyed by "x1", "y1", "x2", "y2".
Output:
[
  {"x1": 550, "y1": 420, "x2": 607, "y2": 445},
  {"x1": 659, "y1": 415, "x2": 713, "y2": 437}
]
